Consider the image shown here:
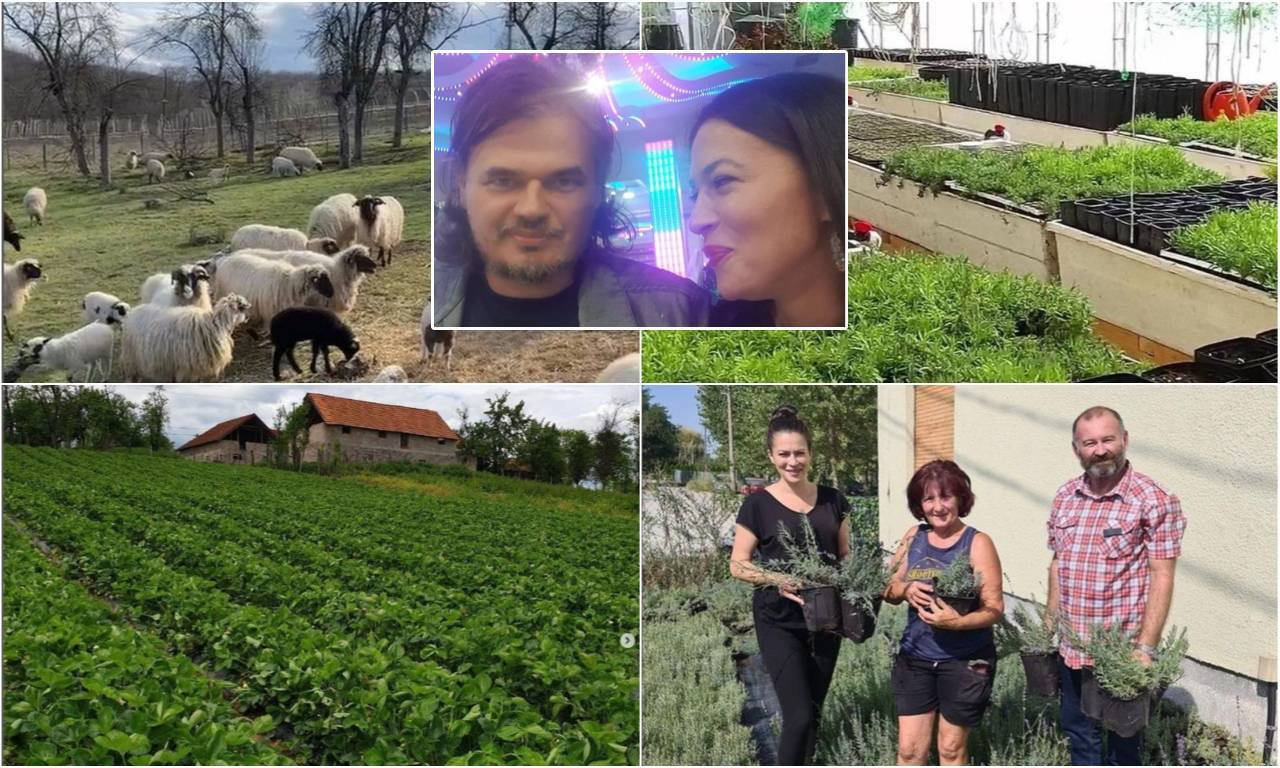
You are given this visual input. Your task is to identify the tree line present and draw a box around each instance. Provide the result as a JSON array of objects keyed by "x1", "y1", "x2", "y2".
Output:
[{"x1": 2, "y1": 385, "x2": 171, "y2": 452}]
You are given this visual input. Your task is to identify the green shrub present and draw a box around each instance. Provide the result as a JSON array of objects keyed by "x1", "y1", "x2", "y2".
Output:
[
  {"x1": 881, "y1": 144, "x2": 1223, "y2": 212},
  {"x1": 767, "y1": 521, "x2": 890, "y2": 609},
  {"x1": 1069, "y1": 623, "x2": 1190, "y2": 700},
  {"x1": 931, "y1": 550, "x2": 980, "y2": 598},
  {"x1": 847, "y1": 64, "x2": 911, "y2": 82},
  {"x1": 642, "y1": 251, "x2": 1136, "y2": 383},
  {"x1": 1119, "y1": 112, "x2": 1278, "y2": 159},
  {"x1": 640, "y1": 611, "x2": 756, "y2": 766},
  {"x1": 854, "y1": 77, "x2": 949, "y2": 101},
  {"x1": 1168, "y1": 202, "x2": 1278, "y2": 290},
  {"x1": 995, "y1": 598, "x2": 1057, "y2": 656}
]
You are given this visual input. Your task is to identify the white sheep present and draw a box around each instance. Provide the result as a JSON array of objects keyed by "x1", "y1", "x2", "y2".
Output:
[
  {"x1": 234, "y1": 245, "x2": 376, "y2": 315},
  {"x1": 120, "y1": 294, "x2": 250, "y2": 382},
  {"x1": 3, "y1": 258, "x2": 43, "y2": 340},
  {"x1": 596, "y1": 352, "x2": 640, "y2": 383},
  {"x1": 208, "y1": 166, "x2": 230, "y2": 183},
  {"x1": 145, "y1": 159, "x2": 165, "y2": 184},
  {"x1": 82, "y1": 291, "x2": 129, "y2": 326},
  {"x1": 140, "y1": 264, "x2": 213, "y2": 310},
  {"x1": 373, "y1": 365, "x2": 407, "y2": 383},
  {"x1": 210, "y1": 252, "x2": 335, "y2": 329},
  {"x1": 19, "y1": 322, "x2": 115, "y2": 381},
  {"x1": 354, "y1": 195, "x2": 405, "y2": 267},
  {"x1": 307, "y1": 193, "x2": 359, "y2": 247},
  {"x1": 229, "y1": 224, "x2": 339, "y2": 255},
  {"x1": 271, "y1": 156, "x2": 299, "y2": 178},
  {"x1": 23, "y1": 188, "x2": 46, "y2": 225},
  {"x1": 279, "y1": 146, "x2": 322, "y2": 172},
  {"x1": 127, "y1": 151, "x2": 139, "y2": 170}
]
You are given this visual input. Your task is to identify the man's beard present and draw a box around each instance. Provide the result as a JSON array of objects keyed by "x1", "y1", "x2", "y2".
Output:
[
  {"x1": 486, "y1": 251, "x2": 576, "y2": 284},
  {"x1": 1083, "y1": 452, "x2": 1125, "y2": 480}
]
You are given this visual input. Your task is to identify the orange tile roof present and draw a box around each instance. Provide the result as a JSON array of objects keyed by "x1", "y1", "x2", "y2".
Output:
[
  {"x1": 305, "y1": 393, "x2": 459, "y2": 441},
  {"x1": 178, "y1": 413, "x2": 275, "y2": 451}
]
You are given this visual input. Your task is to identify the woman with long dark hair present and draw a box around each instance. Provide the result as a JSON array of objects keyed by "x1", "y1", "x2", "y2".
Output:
[
  {"x1": 883, "y1": 460, "x2": 1005, "y2": 766},
  {"x1": 686, "y1": 72, "x2": 846, "y2": 327},
  {"x1": 729, "y1": 406, "x2": 851, "y2": 765}
]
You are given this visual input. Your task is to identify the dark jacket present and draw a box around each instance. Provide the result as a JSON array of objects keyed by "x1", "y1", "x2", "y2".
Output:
[{"x1": 433, "y1": 255, "x2": 712, "y2": 327}]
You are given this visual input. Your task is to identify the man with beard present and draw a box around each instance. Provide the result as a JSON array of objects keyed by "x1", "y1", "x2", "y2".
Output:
[
  {"x1": 1045, "y1": 406, "x2": 1186, "y2": 765},
  {"x1": 433, "y1": 56, "x2": 710, "y2": 327}
]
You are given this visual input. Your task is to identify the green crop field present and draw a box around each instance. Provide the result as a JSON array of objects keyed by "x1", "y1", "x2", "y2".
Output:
[{"x1": 2, "y1": 446, "x2": 639, "y2": 765}]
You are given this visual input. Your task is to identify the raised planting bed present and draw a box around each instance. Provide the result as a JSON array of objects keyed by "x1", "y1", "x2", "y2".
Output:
[
  {"x1": 849, "y1": 159, "x2": 1053, "y2": 279},
  {"x1": 847, "y1": 111, "x2": 974, "y2": 166},
  {"x1": 850, "y1": 76, "x2": 948, "y2": 101},
  {"x1": 1167, "y1": 201, "x2": 1278, "y2": 291},
  {"x1": 640, "y1": 250, "x2": 1138, "y2": 383},
  {"x1": 852, "y1": 47, "x2": 977, "y2": 63},
  {"x1": 1051, "y1": 221, "x2": 1277, "y2": 355},
  {"x1": 944, "y1": 62, "x2": 1213, "y2": 130},
  {"x1": 847, "y1": 64, "x2": 911, "y2": 82},
  {"x1": 1118, "y1": 112, "x2": 1277, "y2": 160}
]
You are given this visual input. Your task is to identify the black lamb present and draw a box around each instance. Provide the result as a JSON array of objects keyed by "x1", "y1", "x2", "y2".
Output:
[
  {"x1": 269, "y1": 306, "x2": 360, "y2": 380},
  {"x1": 4, "y1": 211, "x2": 23, "y2": 251}
]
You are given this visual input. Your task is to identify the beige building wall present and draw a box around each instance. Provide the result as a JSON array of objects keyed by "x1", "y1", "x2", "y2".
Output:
[
  {"x1": 878, "y1": 385, "x2": 1276, "y2": 679},
  {"x1": 303, "y1": 423, "x2": 463, "y2": 465},
  {"x1": 179, "y1": 440, "x2": 269, "y2": 464}
]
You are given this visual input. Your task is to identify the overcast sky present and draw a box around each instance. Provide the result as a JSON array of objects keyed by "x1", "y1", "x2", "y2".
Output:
[{"x1": 93, "y1": 384, "x2": 637, "y2": 447}]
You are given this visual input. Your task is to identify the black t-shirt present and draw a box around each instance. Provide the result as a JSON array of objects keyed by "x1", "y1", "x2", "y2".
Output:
[
  {"x1": 461, "y1": 269, "x2": 580, "y2": 327},
  {"x1": 710, "y1": 298, "x2": 775, "y2": 327},
  {"x1": 735, "y1": 485, "x2": 849, "y2": 629}
]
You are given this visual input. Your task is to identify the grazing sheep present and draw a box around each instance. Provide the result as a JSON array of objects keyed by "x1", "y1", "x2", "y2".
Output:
[
  {"x1": 354, "y1": 195, "x2": 405, "y2": 266},
  {"x1": 419, "y1": 300, "x2": 455, "y2": 372},
  {"x1": 4, "y1": 211, "x2": 23, "y2": 251},
  {"x1": 208, "y1": 166, "x2": 230, "y2": 183},
  {"x1": 19, "y1": 323, "x2": 116, "y2": 381},
  {"x1": 229, "y1": 224, "x2": 339, "y2": 255},
  {"x1": 127, "y1": 150, "x2": 139, "y2": 170},
  {"x1": 211, "y1": 252, "x2": 335, "y2": 330},
  {"x1": 236, "y1": 245, "x2": 375, "y2": 315},
  {"x1": 145, "y1": 158, "x2": 165, "y2": 184},
  {"x1": 82, "y1": 291, "x2": 129, "y2": 326},
  {"x1": 373, "y1": 364, "x2": 407, "y2": 383},
  {"x1": 120, "y1": 294, "x2": 250, "y2": 382},
  {"x1": 23, "y1": 188, "x2": 46, "y2": 225},
  {"x1": 268, "y1": 306, "x2": 360, "y2": 380},
  {"x1": 3, "y1": 258, "x2": 43, "y2": 340},
  {"x1": 279, "y1": 146, "x2": 322, "y2": 172},
  {"x1": 271, "y1": 156, "x2": 299, "y2": 177},
  {"x1": 596, "y1": 352, "x2": 640, "y2": 383},
  {"x1": 307, "y1": 193, "x2": 359, "y2": 246},
  {"x1": 140, "y1": 264, "x2": 212, "y2": 310}
]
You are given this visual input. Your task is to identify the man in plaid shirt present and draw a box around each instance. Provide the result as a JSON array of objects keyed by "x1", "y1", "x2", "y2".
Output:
[{"x1": 1046, "y1": 406, "x2": 1186, "y2": 765}]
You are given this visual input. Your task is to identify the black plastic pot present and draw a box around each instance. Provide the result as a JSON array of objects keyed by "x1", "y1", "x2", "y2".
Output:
[
  {"x1": 1021, "y1": 651, "x2": 1060, "y2": 698},
  {"x1": 931, "y1": 579, "x2": 978, "y2": 615},
  {"x1": 1256, "y1": 328, "x2": 1277, "y2": 348},
  {"x1": 1141, "y1": 361, "x2": 1246, "y2": 383},
  {"x1": 1195, "y1": 337, "x2": 1279, "y2": 382},
  {"x1": 1075, "y1": 201, "x2": 1109, "y2": 235},
  {"x1": 839, "y1": 595, "x2": 882, "y2": 643},
  {"x1": 1137, "y1": 218, "x2": 1180, "y2": 254},
  {"x1": 1075, "y1": 372, "x2": 1148, "y2": 382},
  {"x1": 1096, "y1": 685, "x2": 1152, "y2": 738},
  {"x1": 1080, "y1": 668, "x2": 1103, "y2": 719},
  {"x1": 1058, "y1": 200, "x2": 1078, "y2": 226},
  {"x1": 800, "y1": 586, "x2": 841, "y2": 633}
]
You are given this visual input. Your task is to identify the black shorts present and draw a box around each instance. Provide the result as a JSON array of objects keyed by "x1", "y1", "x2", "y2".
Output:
[{"x1": 891, "y1": 652, "x2": 996, "y2": 728}]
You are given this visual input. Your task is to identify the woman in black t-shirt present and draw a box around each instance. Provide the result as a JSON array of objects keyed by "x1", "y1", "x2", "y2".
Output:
[{"x1": 730, "y1": 406, "x2": 851, "y2": 766}]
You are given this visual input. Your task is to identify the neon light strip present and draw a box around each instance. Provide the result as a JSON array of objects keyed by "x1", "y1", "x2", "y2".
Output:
[{"x1": 644, "y1": 139, "x2": 686, "y2": 276}]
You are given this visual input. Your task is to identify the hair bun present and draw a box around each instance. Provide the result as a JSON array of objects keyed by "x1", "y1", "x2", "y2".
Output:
[{"x1": 770, "y1": 405, "x2": 798, "y2": 421}]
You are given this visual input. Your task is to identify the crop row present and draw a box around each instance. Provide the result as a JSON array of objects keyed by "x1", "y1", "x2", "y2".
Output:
[
  {"x1": 3, "y1": 523, "x2": 291, "y2": 766},
  {"x1": 3, "y1": 447, "x2": 639, "y2": 764}
]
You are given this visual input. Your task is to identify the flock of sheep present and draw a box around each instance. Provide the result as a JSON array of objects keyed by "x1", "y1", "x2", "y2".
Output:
[{"x1": 2, "y1": 175, "x2": 425, "y2": 382}]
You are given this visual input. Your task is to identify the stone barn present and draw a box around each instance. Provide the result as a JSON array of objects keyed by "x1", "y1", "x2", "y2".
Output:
[
  {"x1": 300, "y1": 392, "x2": 469, "y2": 466},
  {"x1": 177, "y1": 413, "x2": 275, "y2": 464}
]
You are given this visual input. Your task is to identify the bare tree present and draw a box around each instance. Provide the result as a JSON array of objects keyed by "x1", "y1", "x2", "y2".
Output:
[
  {"x1": 306, "y1": 3, "x2": 398, "y2": 167},
  {"x1": 505, "y1": 3, "x2": 640, "y2": 50},
  {"x1": 151, "y1": 3, "x2": 258, "y2": 159},
  {"x1": 90, "y1": 22, "x2": 144, "y2": 187},
  {"x1": 384, "y1": 3, "x2": 470, "y2": 148},
  {"x1": 226, "y1": 15, "x2": 265, "y2": 164},
  {"x1": 2, "y1": 3, "x2": 116, "y2": 177}
]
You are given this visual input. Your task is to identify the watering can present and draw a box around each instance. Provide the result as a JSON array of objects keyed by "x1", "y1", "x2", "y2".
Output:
[{"x1": 1202, "y1": 81, "x2": 1274, "y2": 120}]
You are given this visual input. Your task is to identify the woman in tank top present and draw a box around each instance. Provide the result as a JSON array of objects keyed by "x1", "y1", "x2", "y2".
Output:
[
  {"x1": 883, "y1": 460, "x2": 1005, "y2": 766},
  {"x1": 730, "y1": 405, "x2": 852, "y2": 765}
]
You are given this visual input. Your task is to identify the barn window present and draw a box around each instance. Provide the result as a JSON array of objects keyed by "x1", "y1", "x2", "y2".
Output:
[
  {"x1": 437, "y1": 438, "x2": 446, "y2": 445},
  {"x1": 341, "y1": 426, "x2": 351, "y2": 434},
  {"x1": 400, "y1": 434, "x2": 409, "y2": 449},
  {"x1": 378, "y1": 430, "x2": 387, "y2": 438}
]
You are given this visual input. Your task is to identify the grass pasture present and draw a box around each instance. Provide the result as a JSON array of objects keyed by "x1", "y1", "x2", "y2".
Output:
[{"x1": 2, "y1": 134, "x2": 637, "y2": 382}]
